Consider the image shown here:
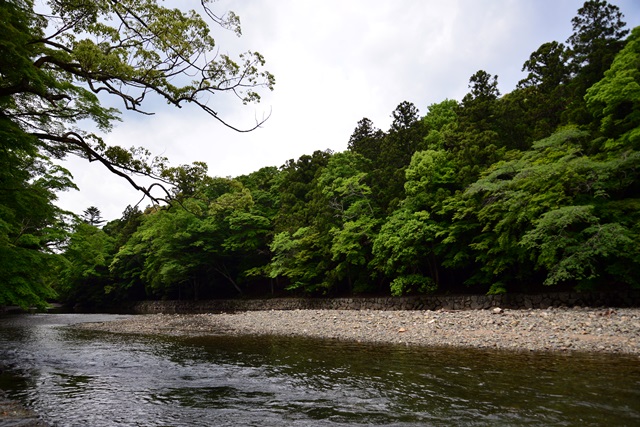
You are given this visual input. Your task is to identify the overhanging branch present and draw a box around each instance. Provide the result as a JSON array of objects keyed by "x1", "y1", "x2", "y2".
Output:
[{"x1": 29, "y1": 131, "x2": 173, "y2": 205}]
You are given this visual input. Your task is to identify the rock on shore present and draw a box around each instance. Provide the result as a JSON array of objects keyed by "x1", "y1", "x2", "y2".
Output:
[{"x1": 74, "y1": 307, "x2": 640, "y2": 354}]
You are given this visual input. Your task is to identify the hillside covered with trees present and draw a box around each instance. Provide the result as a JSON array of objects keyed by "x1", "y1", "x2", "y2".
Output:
[{"x1": 2, "y1": 0, "x2": 639, "y2": 309}]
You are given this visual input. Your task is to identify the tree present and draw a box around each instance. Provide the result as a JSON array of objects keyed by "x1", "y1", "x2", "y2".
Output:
[
  {"x1": 109, "y1": 177, "x2": 272, "y2": 299},
  {"x1": 514, "y1": 41, "x2": 572, "y2": 141},
  {"x1": 585, "y1": 26, "x2": 640, "y2": 146},
  {"x1": 207, "y1": 178, "x2": 272, "y2": 294},
  {"x1": 317, "y1": 152, "x2": 376, "y2": 221},
  {"x1": 371, "y1": 102, "x2": 425, "y2": 213},
  {"x1": 273, "y1": 150, "x2": 333, "y2": 233},
  {"x1": 267, "y1": 226, "x2": 332, "y2": 294},
  {"x1": 565, "y1": 0, "x2": 629, "y2": 123},
  {"x1": 448, "y1": 71, "x2": 507, "y2": 186},
  {"x1": 101, "y1": 205, "x2": 145, "y2": 300},
  {"x1": 390, "y1": 101, "x2": 421, "y2": 133},
  {"x1": 265, "y1": 150, "x2": 337, "y2": 294},
  {"x1": 57, "y1": 221, "x2": 115, "y2": 308},
  {"x1": 457, "y1": 125, "x2": 639, "y2": 292},
  {"x1": 317, "y1": 152, "x2": 380, "y2": 292},
  {"x1": 237, "y1": 166, "x2": 280, "y2": 221},
  {"x1": 421, "y1": 99, "x2": 459, "y2": 151},
  {"x1": 520, "y1": 206, "x2": 634, "y2": 288},
  {"x1": 459, "y1": 70, "x2": 501, "y2": 136},
  {"x1": 347, "y1": 117, "x2": 385, "y2": 162},
  {"x1": 466, "y1": 70, "x2": 500, "y2": 98},
  {"x1": 385, "y1": 101, "x2": 424, "y2": 160},
  {"x1": 82, "y1": 206, "x2": 105, "y2": 226},
  {"x1": 235, "y1": 167, "x2": 280, "y2": 292},
  {"x1": 371, "y1": 150, "x2": 457, "y2": 294},
  {"x1": 268, "y1": 151, "x2": 381, "y2": 295},
  {"x1": 1, "y1": 0, "x2": 274, "y2": 203},
  {"x1": 103, "y1": 205, "x2": 144, "y2": 248},
  {"x1": 160, "y1": 162, "x2": 212, "y2": 200},
  {"x1": 0, "y1": 118, "x2": 75, "y2": 308},
  {"x1": 518, "y1": 41, "x2": 572, "y2": 92},
  {"x1": 372, "y1": 209, "x2": 439, "y2": 296},
  {"x1": 567, "y1": 0, "x2": 629, "y2": 83}
]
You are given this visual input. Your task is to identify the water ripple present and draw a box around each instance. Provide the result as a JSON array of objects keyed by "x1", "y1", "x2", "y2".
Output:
[{"x1": 1, "y1": 314, "x2": 639, "y2": 426}]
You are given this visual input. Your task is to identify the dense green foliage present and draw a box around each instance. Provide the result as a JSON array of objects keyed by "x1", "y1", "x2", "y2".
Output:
[
  {"x1": 0, "y1": 0, "x2": 272, "y2": 308},
  {"x1": 2, "y1": 1, "x2": 639, "y2": 308}
]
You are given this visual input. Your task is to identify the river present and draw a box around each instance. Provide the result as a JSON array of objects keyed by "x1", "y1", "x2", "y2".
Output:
[{"x1": 0, "y1": 313, "x2": 639, "y2": 426}]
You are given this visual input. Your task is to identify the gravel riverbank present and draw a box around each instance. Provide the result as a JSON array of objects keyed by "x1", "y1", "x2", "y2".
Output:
[{"x1": 75, "y1": 307, "x2": 640, "y2": 354}]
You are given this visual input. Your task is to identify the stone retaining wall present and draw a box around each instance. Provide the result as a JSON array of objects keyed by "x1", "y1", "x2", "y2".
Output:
[{"x1": 133, "y1": 291, "x2": 640, "y2": 314}]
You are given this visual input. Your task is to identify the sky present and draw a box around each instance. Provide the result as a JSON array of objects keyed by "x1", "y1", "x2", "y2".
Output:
[{"x1": 54, "y1": 0, "x2": 640, "y2": 221}]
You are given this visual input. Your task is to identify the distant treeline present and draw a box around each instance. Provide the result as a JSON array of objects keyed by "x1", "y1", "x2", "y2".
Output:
[{"x1": 53, "y1": 3, "x2": 640, "y2": 308}]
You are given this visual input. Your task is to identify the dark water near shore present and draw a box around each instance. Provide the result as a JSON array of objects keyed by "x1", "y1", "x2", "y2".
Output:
[{"x1": 0, "y1": 314, "x2": 639, "y2": 426}]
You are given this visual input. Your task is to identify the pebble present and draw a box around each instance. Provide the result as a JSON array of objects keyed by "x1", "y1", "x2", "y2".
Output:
[{"x1": 74, "y1": 308, "x2": 640, "y2": 355}]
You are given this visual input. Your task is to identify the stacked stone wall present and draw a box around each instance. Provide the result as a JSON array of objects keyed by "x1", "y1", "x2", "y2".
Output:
[{"x1": 133, "y1": 291, "x2": 640, "y2": 314}]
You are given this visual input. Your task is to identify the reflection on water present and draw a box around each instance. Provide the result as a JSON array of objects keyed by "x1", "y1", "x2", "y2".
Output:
[{"x1": 1, "y1": 314, "x2": 639, "y2": 426}]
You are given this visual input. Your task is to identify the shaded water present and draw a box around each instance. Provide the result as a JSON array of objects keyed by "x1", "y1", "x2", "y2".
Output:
[{"x1": 0, "y1": 314, "x2": 639, "y2": 426}]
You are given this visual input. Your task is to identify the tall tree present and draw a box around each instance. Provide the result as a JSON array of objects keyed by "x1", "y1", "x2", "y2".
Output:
[
  {"x1": 371, "y1": 149, "x2": 457, "y2": 295},
  {"x1": 273, "y1": 150, "x2": 333, "y2": 233},
  {"x1": 515, "y1": 41, "x2": 572, "y2": 141},
  {"x1": 519, "y1": 42, "x2": 571, "y2": 92},
  {"x1": 567, "y1": 0, "x2": 629, "y2": 82},
  {"x1": 317, "y1": 152, "x2": 380, "y2": 292},
  {"x1": 82, "y1": 206, "x2": 105, "y2": 227},
  {"x1": 0, "y1": 117, "x2": 75, "y2": 308},
  {"x1": 375, "y1": 101, "x2": 425, "y2": 212},
  {"x1": 459, "y1": 70, "x2": 501, "y2": 132},
  {"x1": 421, "y1": 99, "x2": 459, "y2": 151},
  {"x1": 347, "y1": 117, "x2": 385, "y2": 163},
  {"x1": 57, "y1": 221, "x2": 115, "y2": 308},
  {"x1": 100, "y1": 205, "x2": 146, "y2": 301},
  {"x1": 0, "y1": 150, "x2": 73, "y2": 308},
  {"x1": 450, "y1": 71, "x2": 506, "y2": 186},
  {"x1": 565, "y1": 0, "x2": 629, "y2": 123}
]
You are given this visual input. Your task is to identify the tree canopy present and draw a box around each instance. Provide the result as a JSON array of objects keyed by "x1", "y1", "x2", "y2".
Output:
[
  {"x1": 1, "y1": 0, "x2": 274, "y2": 203},
  {"x1": 1, "y1": 0, "x2": 273, "y2": 308},
  {"x1": 2, "y1": 0, "x2": 639, "y2": 309}
]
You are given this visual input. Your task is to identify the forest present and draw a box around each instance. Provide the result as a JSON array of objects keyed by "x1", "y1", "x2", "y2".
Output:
[{"x1": 1, "y1": 0, "x2": 639, "y2": 309}]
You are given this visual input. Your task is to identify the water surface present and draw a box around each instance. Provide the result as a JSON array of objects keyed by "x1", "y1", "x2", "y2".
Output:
[{"x1": 1, "y1": 314, "x2": 638, "y2": 426}]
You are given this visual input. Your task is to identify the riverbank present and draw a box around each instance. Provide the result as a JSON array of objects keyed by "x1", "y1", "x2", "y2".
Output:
[{"x1": 75, "y1": 307, "x2": 640, "y2": 355}]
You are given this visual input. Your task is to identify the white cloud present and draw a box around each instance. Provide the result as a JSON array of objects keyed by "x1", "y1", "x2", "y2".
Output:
[{"x1": 54, "y1": 0, "x2": 640, "y2": 221}]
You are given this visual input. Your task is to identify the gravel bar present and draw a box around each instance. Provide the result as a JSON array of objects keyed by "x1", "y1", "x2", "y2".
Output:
[{"x1": 74, "y1": 307, "x2": 640, "y2": 355}]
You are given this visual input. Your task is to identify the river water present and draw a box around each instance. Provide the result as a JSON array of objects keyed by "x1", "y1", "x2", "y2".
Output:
[{"x1": 0, "y1": 314, "x2": 638, "y2": 426}]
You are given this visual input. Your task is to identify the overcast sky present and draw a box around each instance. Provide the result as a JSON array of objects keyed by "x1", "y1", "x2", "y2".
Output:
[{"x1": 55, "y1": 0, "x2": 640, "y2": 221}]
